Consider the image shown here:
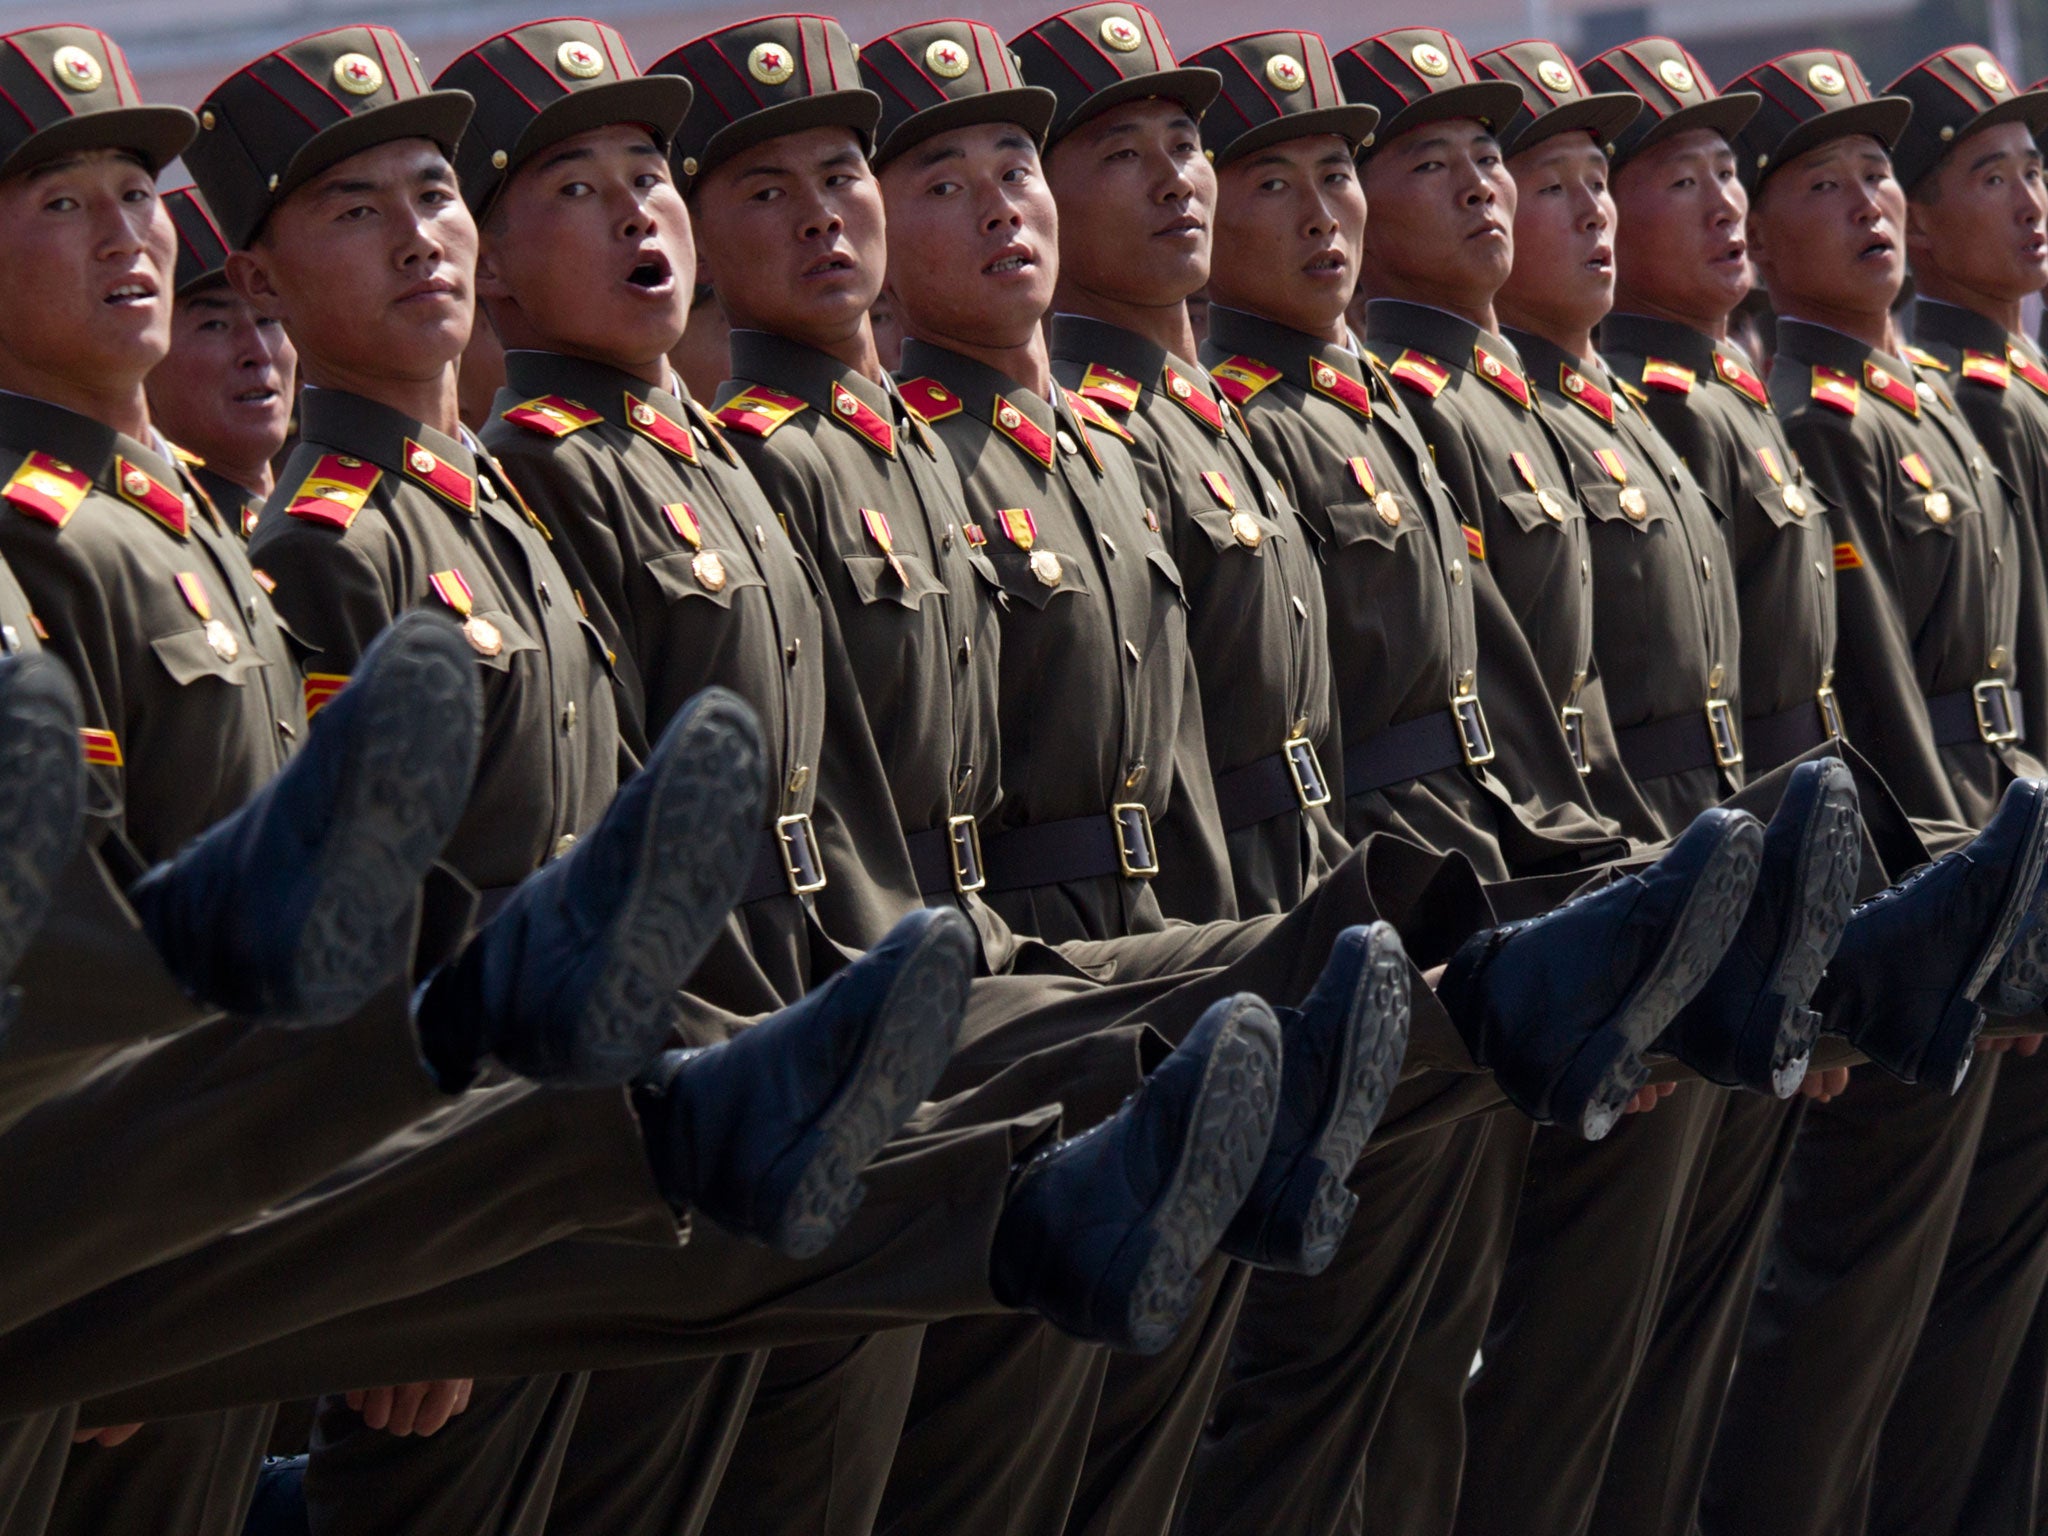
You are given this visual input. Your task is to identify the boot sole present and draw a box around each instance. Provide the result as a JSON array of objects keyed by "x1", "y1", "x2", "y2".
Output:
[
  {"x1": 287, "y1": 622, "x2": 478, "y2": 1026},
  {"x1": 1292, "y1": 925, "x2": 1412, "y2": 1275},
  {"x1": 1751, "y1": 763, "x2": 1863, "y2": 1096},
  {"x1": 0, "y1": 660, "x2": 79, "y2": 988},
  {"x1": 1126, "y1": 999, "x2": 1280, "y2": 1355},
  {"x1": 569, "y1": 691, "x2": 764, "y2": 1084},
  {"x1": 770, "y1": 913, "x2": 973, "y2": 1259}
]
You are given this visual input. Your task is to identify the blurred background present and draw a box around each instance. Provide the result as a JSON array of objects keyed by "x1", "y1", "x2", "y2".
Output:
[{"x1": 20, "y1": 0, "x2": 2039, "y2": 109}]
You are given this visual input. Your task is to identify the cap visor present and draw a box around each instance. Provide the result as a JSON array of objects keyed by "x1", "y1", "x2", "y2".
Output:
[
  {"x1": 0, "y1": 105, "x2": 198, "y2": 179},
  {"x1": 696, "y1": 89, "x2": 883, "y2": 182},
  {"x1": 1214, "y1": 104, "x2": 1381, "y2": 163},
  {"x1": 1052, "y1": 68, "x2": 1224, "y2": 141},
  {"x1": 874, "y1": 87, "x2": 1059, "y2": 166},
  {"x1": 511, "y1": 76, "x2": 696, "y2": 176},
  {"x1": 1756, "y1": 95, "x2": 1914, "y2": 181},
  {"x1": 1957, "y1": 89, "x2": 2048, "y2": 148},
  {"x1": 1504, "y1": 92, "x2": 1643, "y2": 157},
  {"x1": 1366, "y1": 81, "x2": 1529, "y2": 155},
  {"x1": 278, "y1": 91, "x2": 477, "y2": 208},
  {"x1": 1614, "y1": 92, "x2": 1761, "y2": 166}
]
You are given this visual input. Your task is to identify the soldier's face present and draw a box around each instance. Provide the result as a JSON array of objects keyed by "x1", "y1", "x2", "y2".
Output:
[
  {"x1": 146, "y1": 281, "x2": 296, "y2": 478},
  {"x1": 879, "y1": 121, "x2": 1057, "y2": 349},
  {"x1": 1611, "y1": 128, "x2": 1752, "y2": 331},
  {"x1": 1044, "y1": 98, "x2": 1213, "y2": 307},
  {"x1": 231, "y1": 139, "x2": 476, "y2": 386},
  {"x1": 1906, "y1": 120, "x2": 2048, "y2": 304},
  {"x1": 1209, "y1": 134, "x2": 1364, "y2": 341},
  {"x1": 692, "y1": 126, "x2": 885, "y2": 348},
  {"x1": 1499, "y1": 132, "x2": 1615, "y2": 336},
  {"x1": 479, "y1": 123, "x2": 693, "y2": 371},
  {"x1": 1360, "y1": 118, "x2": 1516, "y2": 311},
  {"x1": 1747, "y1": 135, "x2": 1905, "y2": 318},
  {"x1": 0, "y1": 148, "x2": 176, "y2": 395}
]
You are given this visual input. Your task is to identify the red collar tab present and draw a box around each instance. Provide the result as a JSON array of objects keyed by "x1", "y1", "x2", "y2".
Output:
[
  {"x1": 1077, "y1": 363, "x2": 1141, "y2": 412},
  {"x1": 1162, "y1": 365, "x2": 1224, "y2": 433},
  {"x1": 716, "y1": 385, "x2": 808, "y2": 438},
  {"x1": 1642, "y1": 358, "x2": 1697, "y2": 395},
  {"x1": 287, "y1": 454, "x2": 381, "y2": 530},
  {"x1": 1473, "y1": 345, "x2": 1530, "y2": 408},
  {"x1": 1963, "y1": 350, "x2": 2012, "y2": 388},
  {"x1": 115, "y1": 456, "x2": 188, "y2": 536},
  {"x1": 403, "y1": 440, "x2": 477, "y2": 513},
  {"x1": 1811, "y1": 367, "x2": 1861, "y2": 416},
  {"x1": 898, "y1": 377, "x2": 964, "y2": 423},
  {"x1": 1310, "y1": 359, "x2": 1374, "y2": 420},
  {"x1": 626, "y1": 395, "x2": 697, "y2": 462},
  {"x1": 1713, "y1": 350, "x2": 1769, "y2": 407},
  {"x1": 2009, "y1": 344, "x2": 2048, "y2": 397},
  {"x1": 992, "y1": 396, "x2": 1055, "y2": 466},
  {"x1": 1211, "y1": 355, "x2": 1282, "y2": 405},
  {"x1": 1559, "y1": 365, "x2": 1615, "y2": 425},
  {"x1": 1388, "y1": 350, "x2": 1451, "y2": 398},
  {"x1": 828, "y1": 382, "x2": 895, "y2": 455},
  {"x1": 2, "y1": 452, "x2": 89, "y2": 529},
  {"x1": 503, "y1": 395, "x2": 602, "y2": 438},
  {"x1": 1064, "y1": 388, "x2": 1132, "y2": 442},
  {"x1": 1862, "y1": 360, "x2": 1918, "y2": 417}
]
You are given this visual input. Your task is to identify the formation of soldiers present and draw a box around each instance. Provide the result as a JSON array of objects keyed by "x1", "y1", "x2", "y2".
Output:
[{"x1": 5, "y1": 5, "x2": 2048, "y2": 1534}]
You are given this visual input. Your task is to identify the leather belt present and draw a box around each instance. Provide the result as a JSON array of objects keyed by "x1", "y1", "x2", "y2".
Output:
[
  {"x1": 980, "y1": 804, "x2": 1159, "y2": 894},
  {"x1": 739, "y1": 813, "x2": 828, "y2": 903},
  {"x1": 1615, "y1": 699, "x2": 1743, "y2": 782},
  {"x1": 905, "y1": 815, "x2": 986, "y2": 897},
  {"x1": 1743, "y1": 687, "x2": 1844, "y2": 773},
  {"x1": 1927, "y1": 680, "x2": 2025, "y2": 748},
  {"x1": 1344, "y1": 697, "x2": 1494, "y2": 798},
  {"x1": 1213, "y1": 736, "x2": 1331, "y2": 833}
]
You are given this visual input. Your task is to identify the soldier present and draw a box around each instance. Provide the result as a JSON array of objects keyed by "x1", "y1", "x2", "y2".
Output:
[
  {"x1": 1700, "y1": 49, "x2": 2048, "y2": 1536},
  {"x1": 145, "y1": 186, "x2": 293, "y2": 534}
]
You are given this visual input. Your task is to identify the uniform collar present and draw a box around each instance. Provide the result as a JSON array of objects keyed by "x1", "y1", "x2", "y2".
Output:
[
  {"x1": 1205, "y1": 304, "x2": 1359, "y2": 387},
  {"x1": 1503, "y1": 328, "x2": 1617, "y2": 425},
  {"x1": 0, "y1": 391, "x2": 196, "y2": 536},
  {"x1": 1050, "y1": 312, "x2": 1228, "y2": 431},
  {"x1": 1911, "y1": 298, "x2": 2019, "y2": 357},
  {"x1": 727, "y1": 328, "x2": 897, "y2": 455},
  {"x1": 1363, "y1": 299, "x2": 1519, "y2": 374},
  {"x1": 898, "y1": 337, "x2": 1066, "y2": 464},
  {"x1": 499, "y1": 350, "x2": 703, "y2": 463},
  {"x1": 297, "y1": 386, "x2": 479, "y2": 516},
  {"x1": 1600, "y1": 312, "x2": 1721, "y2": 376},
  {"x1": 1773, "y1": 317, "x2": 1904, "y2": 376}
]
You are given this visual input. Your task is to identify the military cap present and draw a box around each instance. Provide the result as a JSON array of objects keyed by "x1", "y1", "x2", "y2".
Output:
[
  {"x1": 1472, "y1": 40, "x2": 1641, "y2": 158},
  {"x1": 185, "y1": 26, "x2": 474, "y2": 248},
  {"x1": 1723, "y1": 50, "x2": 1911, "y2": 189},
  {"x1": 0, "y1": 25, "x2": 193, "y2": 179},
  {"x1": 1883, "y1": 46, "x2": 2048, "y2": 191},
  {"x1": 163, "y1": 186, "x2": 231, "y2": 296},
  {"x1": 647, "y1": 16, "x2": 880, "y2": 194},
  {"x1": 1010, "y1": 4, "x2": 1222, "y2": 145},
  {"x1": 1579, "y1": 37, "x2": 1760, "y2": 170},
  {"x1": 435, "y1": 19, "x2": 693, "y2": 218},
  {"x1": 859, "y1": 19, "x2": 1057, "y2": 166},
  {"x1": 1333, "y1": 29, "x2": 1526, "y2": 158},
  {"x1": 1182, "y1": 30, "x2": 1378, "y2": 164}
]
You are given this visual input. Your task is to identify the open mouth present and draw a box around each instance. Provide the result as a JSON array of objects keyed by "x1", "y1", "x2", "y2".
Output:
[
  {"x1": 802, "y1": 253, "x2": 856, "y2": 278},
  {"x1": 1858, "y1": 235, "x2": 1895, "y2": 262},
  {"x1": 1304, "y1": 249, "x2": 1348, "y2": 275},
  {"x1": 985, "y1": 244, "x2": 1035, "y2": 275},
  {"x1": 232, "y1": 387, "x2": 278, "y2": 405},
  {"x1": 104, "y1": 279, "x2": 156, "y2": 306},
  {"x1": 626, "y1": 248, "x2": 674, "y2": 290},
  {"x1": 1586, "y1": 244, "x2": 1614, "y2": 273},
  {"x1": 1711, "y1": 238, "x2": 1747, "y2": 266}
]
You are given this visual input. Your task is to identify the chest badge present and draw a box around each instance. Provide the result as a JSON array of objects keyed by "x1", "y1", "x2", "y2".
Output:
[
  {"x1": 175, "y1": 571, "x2": 239, "y2": 662},
  {"x1": 693, "y1": 550, "x2": 729, "y2": 592},
  {"x1": 428, "y1": 568, "x2": 502, "y2": 656},
  {"x1": 1029, "y1": 549, "x2": 1063, "y2": 587}
]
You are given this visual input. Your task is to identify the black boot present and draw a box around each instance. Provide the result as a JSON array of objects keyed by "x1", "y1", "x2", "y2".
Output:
[
  {"x1": 1656, "y1": 758, "x2": 1862, "y2": 1095},
  {"x1": 1220, "y1": 923, "x2": 1410, "y2": 1274},
  {"x1": 1983, "y1": 870, "x2": 2048, "y2": 1016},
  {"x1": 991, "y1": 993, "x2": 1282, "y2": 1354},
  {"x1": 414, "y1": 686, "x2": 765, "y2": 1089},
  {"x1": 1820, "y1": 777, "x2": 2048, "y2": 1088},
  {"x1": 0, "y1": 653, "x2": 82, "y2": 994},
  {"x1": 129, "y1": 610, "x2": 479, "y2": 1026},
  {"x1": 637, "y1": 906, "x2": 974, "y2": 1258},
  {"x1": 1437, "y1": 807, "x2": 1762, "y2": 1140}
]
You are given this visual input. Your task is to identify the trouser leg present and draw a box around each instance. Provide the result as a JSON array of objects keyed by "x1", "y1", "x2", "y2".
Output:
[
  {"x1": 0, "y1": 1410, "x2": 76, "y2": 1536},
  {"x1": 44, "y1": 1406, "x2": 274, "y2": 1536}
]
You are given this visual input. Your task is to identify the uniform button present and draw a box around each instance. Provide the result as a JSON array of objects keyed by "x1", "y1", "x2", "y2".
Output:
[
  {"x1": 1701, "y1": 555, "x2": 1713, "y2": 581},
  {"x1": 1102, "y1": 533, "x2": 1118, "y2": 557},
  {"x1": 561, "y1": 701, "x2": 577, "y2": 733},
  {"x1": 1124, "y1": 638, "x2": 1141, "y2": 664},
  {"x1": 538, "y1": 580, "x2": 552, "y2": 607},
  {"x1": 1058, "y1": 430, "x2": 1079, "y2": 455},
  {"x1": 1581, "y1": 559, "x2": 1590, "y2": 583},
  {"x1": 1815, "y1": 560, "x2": 1827, "y2": 578},
  {"x1": 943, "y1": 525, "x2": 955, "y2": 551},
  {"x1": 1709, "y1": 662, "x2": 1726, "y2": 691},
  {"x1": 1125, "y1": 761, "x2": 1147, "y2": 790},
  {"x1": 554, "y1": 833, "x2": 578, "y2": 858},
  {"x1": 277, "y1": 718, "x2": 296, "y2": 740},
  {"x1": 1991, "y1": 645, "x2": 2010, "y2": 669},
  {"x1": 243, "y1": 594, "x2": 258, "y2": 621},
  {"x1": 1292, "y1": 594, "x2": 1307, "y2": 621},
  {"x1": 1994, "y1": 545, "x2": 2005, "y2": 565},
  {"x1": 478, "y1": 473, "x2": 496, "y2": 499},
  {"x1": 0, "y1": 624, "x2": 15, "y2": 654},
  {"x1": 786, "y1": 638, "x2": 801, "y2": 666},
  {"x1": 755, "y1": 524, "x2": 767, "y2": 546},
  {"x1": 788, "y1": 765, "x2": 810, "y2": 795},
  {"x1": 1451, "y1": 559, "x2": 1465, "y2": 583},
  {"x1": 958, "y1": 635, "x2": 972, "y2": 664}
]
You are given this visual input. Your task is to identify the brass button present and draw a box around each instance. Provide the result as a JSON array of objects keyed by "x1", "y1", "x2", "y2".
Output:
[
  {"x1": 561, "y1": 701, "x2": 577, "y2": 733},
  {"x1": 755, "y1": 524, "x2": 767, "y2": 546},
  {"x1": 1124, "y1": 638, "x2": 1141, "y2": 663},
  {"x1": 1991, "y1": 645, "x2": 2010, "y2": 669},
  {"x1": 538, "y1": 580, "x2": 552, "y2": 607},
  {"x1": 1709, "y1": 663, "x2": 1726, "y2": 691},
  {"x1": 1451, "y1": 558, "x2": 1465, "y2": 583},
  {"x1": 554, "y1": 833, "x2": 578, "y2": 857},
  {"x1": 1700, "y1": 555, "x2": 1713, "y2": 581},
  {"x1": 785, "y1": 638, "x2": 801, "y2": 666},
  {"x1": 788, "y1": 765, "x2": 810, "y2": 794}
]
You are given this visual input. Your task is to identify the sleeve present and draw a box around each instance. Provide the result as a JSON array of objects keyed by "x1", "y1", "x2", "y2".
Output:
[{"x1": 243, "y1": 520, "x2": 398, "y2": 709}]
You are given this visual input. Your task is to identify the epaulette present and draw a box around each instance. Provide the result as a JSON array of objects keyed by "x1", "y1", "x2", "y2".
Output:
[
  {"x1": 2, "y1": 453, "x2": 90, "y2": 529},
  {"x1": 502, "y1": 395, "x2": 602, "y2": 438},
  {"x1": 1903, "y1": 345, "x2": 1948, "y2": 372},
  {"x1": 1065, "y1": 388, "x2": 1133, "y2": 442},
  {"x1": 1862, "y1": 360, "x2": 1918, "y2": 417},
  {"x1": 1711, "y1": 351, "x2": 1769, "y2": 408},
  {"x1": 2008, "y1": 345, "x2": 2048, "y2": 398},
  {"x1": 1642, "y1": 358, "x2": 1696, "y2": 395},
  {"x1": 1388, "y1": 350, "x2": 1451, "y2": 398},
  {"x1": 1962, "y1": 350, "x2": 2012, "y2": 388},
  {"x1": 897, "y1": 378, "x2": 963, "y2": 424},
  {"x1": 1811, "y1": 366, "x2": 1861, "y2": 416},
  {"x1": 1077, "y1": 363, "x2": 1141, "y2": 413},
  {"x1": 1210, "y1": 355, "x2": 1282, "y2": 405},
  {"x1": 716, "y1": 386, "x2": 808, "y2": 438},
  {"x1": 286, "y1": 453, "x2": 381, "y2": 531}
]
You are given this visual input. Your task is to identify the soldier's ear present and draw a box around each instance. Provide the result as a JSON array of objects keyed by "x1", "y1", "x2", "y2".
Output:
[
  {"x1": 224, "y1": 249, "x2": 285, "y2": 322},
  {"x1": 1901, "y1": 196, "x2": 1936, "y2": 263},
  {"x1": 473, "y1": 244, "x2": 512, "y2": 303}
]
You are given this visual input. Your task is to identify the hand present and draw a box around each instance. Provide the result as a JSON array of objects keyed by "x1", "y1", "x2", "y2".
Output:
[
  {"x1": 71, "y1": 1423, "x2": 142, "y2": 1447},
  {"x1": 1798, "y1": 1066, "x2": 1851, "y2": 1102},
  {"x1": 1979, "y1": 1033, "x2": 2045, "y2": 1057},
  {"x1": 345, "y1": 1380, "x2": 475, "y2": 1437},
  {"x1": 1622, "y1": 1081, "x2": 1677, "y2": 1115}
]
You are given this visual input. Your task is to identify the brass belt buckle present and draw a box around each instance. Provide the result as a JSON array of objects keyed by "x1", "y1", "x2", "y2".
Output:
[
  {"x1": 946, "y1": 813, "x2": 986, "y2": 894},
  {"x1": 1706, "y1": 697, "x2": 1744, "y2": 768},
  {"x1": 1284, "y1": 736, "x2": 1332, "y2": 809},
  {"x1": 1455, "y1": 694, "x2": 1496, "y2": 766},
  {"x1": 1973, "y1": 679, "x2": 2022, "y2": 743},
  {"x1": 775, "y1": 812, "x2": 829, "y2": 894},
  {"x1": 1816, "y1": 684, "x2": 1844, "y2": 741},
  {"x1": 1560, "y1": 705, "x2": 1589, "y2": 776},
  {"x1": 1112, "y1": 802, "x2": 1160, "y2": 879}
]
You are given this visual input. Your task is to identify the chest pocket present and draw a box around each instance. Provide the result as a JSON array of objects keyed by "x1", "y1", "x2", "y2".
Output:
[
  {"x1": 1185, "y1": 503, "x2": 1286, "y2": 557},
  {"x1": 645, "y1": 548, "x2": 768, "y2": 610},
  {"x1": 985, "y1": 542, "x2": 1094, "y2": 612},
  {"x1": 1144, "y1": 543, "x2": 1189, "y2": 607},
  {"x1": 456, "y1": 608, "x2": 542, "y2": 674},
  {"x1": 1497, "y1": 487, "x2": 1579, "y2": 535},
  {"x1": 149, "y1": 626, "x2": 272, "y2": 688},
  {"x1": 1579, "y1": 480, "x2": 1670, "y2": 534},
  {"x1": 843, "y1": 553, "x2": 949, "y2": 610},
  {"x1": 1887, "y1": 479, "x2": 1974, "y2": 540},
  {"x1": 1324, "y1": 496, "x2": 1423, "y2": 552}
]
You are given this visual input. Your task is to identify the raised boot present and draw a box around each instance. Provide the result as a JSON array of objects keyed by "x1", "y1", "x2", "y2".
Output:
[{"x1": 0, "y1": 653, "x2": 82, "y2": 995}]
